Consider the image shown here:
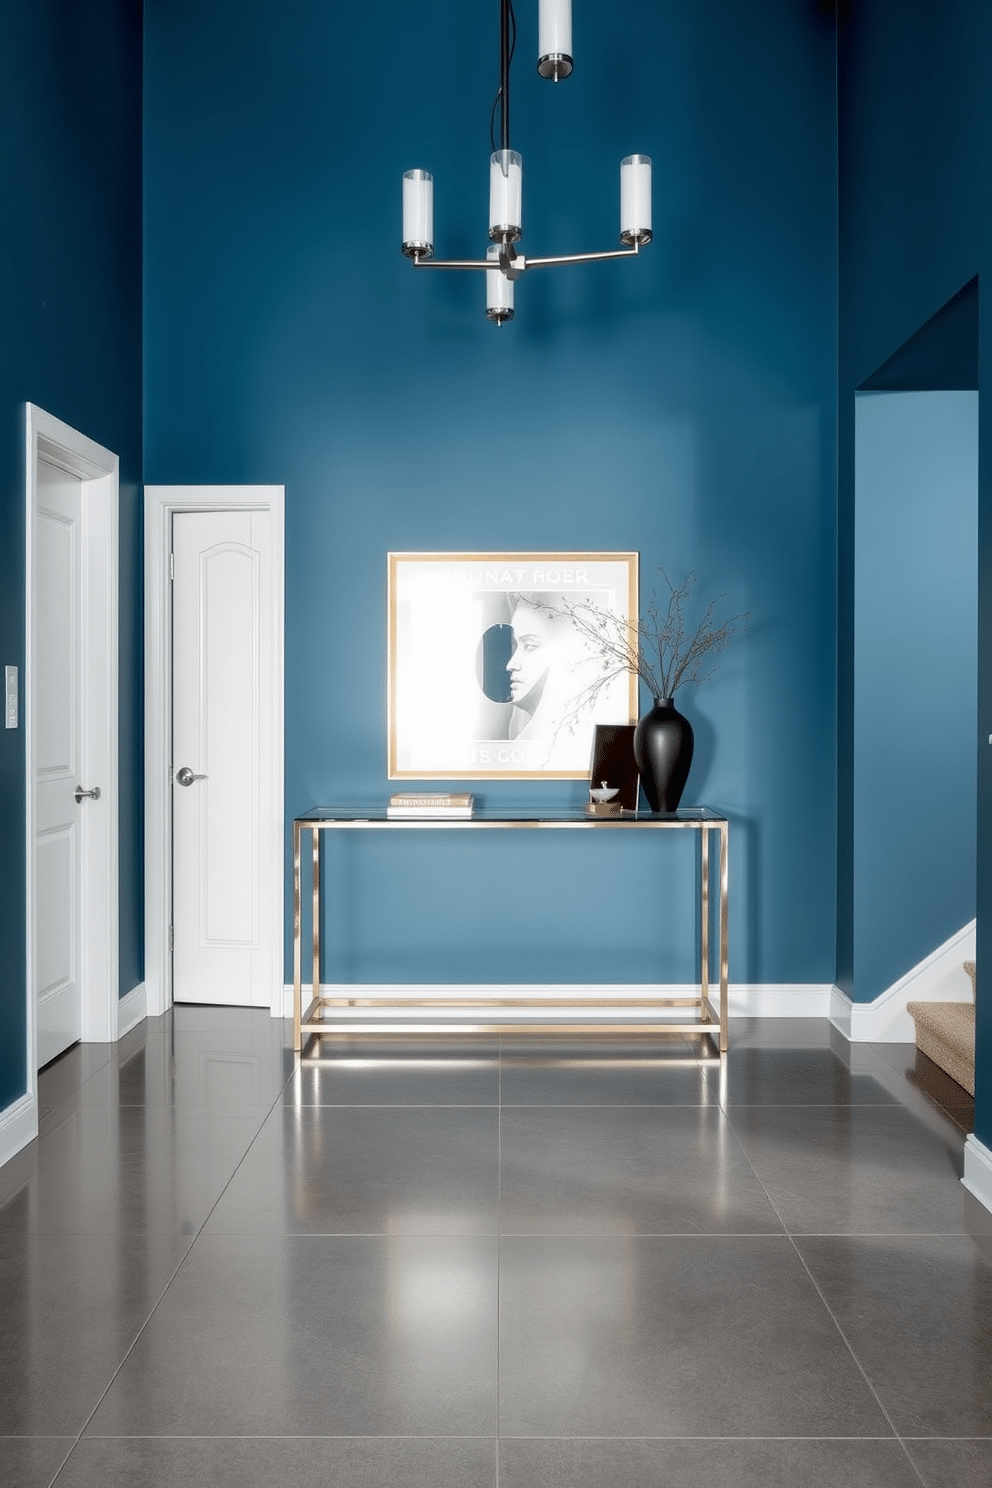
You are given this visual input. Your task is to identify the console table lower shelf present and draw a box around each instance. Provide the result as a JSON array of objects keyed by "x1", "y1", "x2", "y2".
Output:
[{"x1": 292, "y1": 807, "x2": 729, "y2": 1057}]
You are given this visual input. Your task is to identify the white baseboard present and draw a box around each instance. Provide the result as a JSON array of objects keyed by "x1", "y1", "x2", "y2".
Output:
[
  {"x1": 727, "y1": 984, "x2": 834, "y2": 1017},
  {"x1": 830, "y1": 920, "x2": 976, "y2": 1043},
  {"x1": 963, "y1": 1135, "x2": 992, "y2": 1217},
  {"x1": 117, "y1": 981, "x2": 147, "y2": 1039},
  {"x1": 0, "y1": 1092, "x2": 37, "y2": 1169},
  {"x1": 280, "y1": 982, "x2": 834, "y2": 1022}
]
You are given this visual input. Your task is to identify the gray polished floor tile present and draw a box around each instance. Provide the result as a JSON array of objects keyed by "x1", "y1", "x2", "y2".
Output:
[
  {"x1": 966, "y1": 1200, "x2": 992, "y2": 1259},
  {"x1": 849, "y1": 1044, "x2": 974, "y2": 1132},
  {"x1": 2, "y1": 1107, "x2": 269, "y2": 1236},
  {"x1": 8, "y1": 1009, "x2": 992, "y2": 1474},
  {"x1": 872, "y1": 1041, "x2": 928, "y2": 1080},
  {"x1": 0, "y1": 1143, "x2": 38, "y2": 1214},
  {"x1": 86, "y1": 1233, "x2": 498, "y2": 1437},
  {"x1": 0, "y1": 1438, "x2": 75, "y2": 1488},
  {"x1": 0, "y1": 1232, "x2": 189, "y2": 1435},
  {"x1": 204, "y1": 1105, "x2": 498, "y2": 1235},
  {"x1": 725, "y1": 1104, "x2": 973, "y2": 1233},
  {"x1": 116, "y1": 1016, "x2": 294, "y2": 1109},
  {"x1": 499, "y1": 1106, "x2": 782, "y2": 1235},
  {"x1": 37, "y1": 1018, "x2": 293, "y2": 1117},
  {"x1": 37, "y1": 1062, "x2": 130, "y2": 1124},
  {"x1": 55, "y1": 1437, "x2": 497, "y2": 1488},
  {"x1": 37, "y1": 1042, "x2": 114, "y2": 1106},
  {"x1": 723, "y1": 1018, "x2": 838, "y2": 1049},
  {"x1": 500, "y1": 1051, "x2": 717, "y2": 1106},
  {"x1": 288, "y1": 1045, "x2": 499, "y2": 1106},
  {"x1": 874, "y1": 1040, "x2": 975, "y2": 1116},
  {"x1": 498, "y1": 1235, "x2": 890, "y2": 1437},
  {"x1": 498, "y1": 1437, "x2": 924, "y2": 1488},
  {"x1": 37, "y1": 1078, "x2": 279, "y2": 1135},
  {"x1": 708, "y1": 1045, "x2": 900, "y2": 1106},
  {"x1": 796, "y1": 1234, "x2": 992, "y2": 1437},
  {"x1": 903, "y1": 1439, "x2": 992, "y2": 1488},
  {"x1": 2, "y1": 1113, "x2": 272, "y2": 1238}
]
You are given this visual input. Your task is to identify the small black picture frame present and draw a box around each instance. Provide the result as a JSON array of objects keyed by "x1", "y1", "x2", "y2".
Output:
[{"x1": 589, "y1": 724, "x2": 640, "y2": 811}]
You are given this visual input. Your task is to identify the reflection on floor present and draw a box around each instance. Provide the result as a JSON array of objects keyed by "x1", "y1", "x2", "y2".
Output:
[
  {"x1": 906, "y1": 1046, "x2": 975, "y2": 1135},
  {"x1": 1, "y1": 1010, "x2": 991, "y2": 1488}
]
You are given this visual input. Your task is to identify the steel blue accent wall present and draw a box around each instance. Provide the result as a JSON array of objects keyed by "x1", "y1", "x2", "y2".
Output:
[
  {"x1": 143, "y1": 0, "x2": 838, "y2": 990},
  {"x1": 0, "y1": 0, "x2": 143, "y2": 1108},
  {"x1": 839, "y1": 0, "x2": 991, "y2": 1140},
  {"x1": 854, "y1": 392, "x2": 977, "y2": 1002}
]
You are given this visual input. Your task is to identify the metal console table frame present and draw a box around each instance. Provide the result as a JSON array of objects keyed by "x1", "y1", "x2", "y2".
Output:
[{"x1": 292, "y1": 806, "x2": 729, "y2": 1056}]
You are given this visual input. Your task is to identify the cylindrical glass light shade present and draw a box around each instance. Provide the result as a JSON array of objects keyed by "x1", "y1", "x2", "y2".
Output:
[
  {"x1": 538, "y1": 0, "x2": 573, "y2": 80},
  {"x1": 489, "y1": 150, "x2": 522, "y2": 241},
  {"x1": 402, "y1": 169, "x2": 433, "y2": 258},
  {"x1": 620, "y1": 154, "x2": 652, "y2": 245},
  {"x1": 486, "y1": 244, "x2": 514, "y2": 324}
]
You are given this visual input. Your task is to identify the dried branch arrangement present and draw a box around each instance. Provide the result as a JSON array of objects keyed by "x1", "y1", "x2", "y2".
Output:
[{"x1": 547, "y1": 570, "x2": 748, "y2": 715}]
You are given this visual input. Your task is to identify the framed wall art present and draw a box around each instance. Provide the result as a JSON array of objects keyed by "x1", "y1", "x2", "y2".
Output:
[{"x1": 388, "y1": 551, "x2": 639, "y2": 779}]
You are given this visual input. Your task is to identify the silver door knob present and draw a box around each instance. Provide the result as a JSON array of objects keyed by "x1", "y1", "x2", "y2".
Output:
[
  {"x1": 75, "y1": 785, "x2": 101, "y2": 803},
  {"x1": 176, "y1": 767, "x2": 207, "y2": 787}
]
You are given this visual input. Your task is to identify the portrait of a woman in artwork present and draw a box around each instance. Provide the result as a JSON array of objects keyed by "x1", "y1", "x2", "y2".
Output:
[{"x1": 389, "y1": 553, "x2": 638, "y2": 779}]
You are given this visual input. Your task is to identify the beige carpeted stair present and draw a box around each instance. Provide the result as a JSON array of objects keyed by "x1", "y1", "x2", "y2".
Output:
[{"x1": 907, "y1": 960, "x2": 975, "y2": 1096}]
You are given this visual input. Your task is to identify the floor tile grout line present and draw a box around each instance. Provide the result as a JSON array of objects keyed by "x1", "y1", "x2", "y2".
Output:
[
  {"x1": 21, "y1": 1020, "x2": 985, "y2": 1479},
  {"x1": 46, "y1": 1059, "x2": 298, "y2": 1474},
  {"x1": 711, "y1": 1077, "x2": 928, "y2": 1476},
  {"x1": 784, "y1": 1237, "x2": 929, "y2": 1487},
  {"x1": 45, "y1": 1237, "x2": 194, "y2": 1488},
  {"x1": 37, "y1": 1438, "x2": 75, "y2": 1488},
  {"x1": 17, "y1": 1429, "x2": 992, "y2": 1442},
  {"x1": 705, "y1": 1096, "x2": 793, "y2": 1237},
  {"x1": 473, "y1": 1431, "x2": 979, "y2": 1441},
  {"x1": 188, "y1": 1227, "x2": 983, "y2": 1240}
]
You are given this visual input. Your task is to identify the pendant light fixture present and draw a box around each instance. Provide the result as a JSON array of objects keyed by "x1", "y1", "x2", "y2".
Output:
[{"x1": 401, "y1": 0, "x2": 651, "y2": 325}]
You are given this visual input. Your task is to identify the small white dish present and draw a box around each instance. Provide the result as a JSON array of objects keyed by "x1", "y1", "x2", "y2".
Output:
[{"x1": 589, "y1": 782, "x2": 619, "y2": 803}]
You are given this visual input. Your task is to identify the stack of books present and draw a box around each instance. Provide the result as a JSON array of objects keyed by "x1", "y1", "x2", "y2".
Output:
[{"x1": 387, "y1": 792, "x2": 475, "y2": 819}]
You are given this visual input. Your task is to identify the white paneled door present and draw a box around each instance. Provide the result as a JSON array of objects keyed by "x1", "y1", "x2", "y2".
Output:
[
  {"x1": 34, "y1": 460, "x2": 84, "y2": 1064},
  {"x1": 171, "y1": 509, "x2": 275, "y2": 1005}
]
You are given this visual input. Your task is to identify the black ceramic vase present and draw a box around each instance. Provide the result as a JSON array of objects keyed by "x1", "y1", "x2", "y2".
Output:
[{"x1": 633, "y1": 697, "x2": 694, "y2": 812}]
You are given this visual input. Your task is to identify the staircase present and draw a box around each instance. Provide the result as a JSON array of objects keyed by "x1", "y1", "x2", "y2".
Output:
[{"x1": 907, "y1": 960, "x2": 976, "y2": 1096}]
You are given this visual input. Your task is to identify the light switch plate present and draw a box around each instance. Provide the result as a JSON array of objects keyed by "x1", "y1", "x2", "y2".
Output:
[{"x1": 5, "y1": 666, "x2": 17, "y2": 729}]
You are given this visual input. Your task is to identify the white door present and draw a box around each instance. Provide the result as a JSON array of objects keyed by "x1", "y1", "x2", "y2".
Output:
[
  {"x1": 33, "y1": 460, "x2": 85, "y2": 1064},
  {"x1": 172, "y1": 509, "x2": 274, "y2": 1006}
]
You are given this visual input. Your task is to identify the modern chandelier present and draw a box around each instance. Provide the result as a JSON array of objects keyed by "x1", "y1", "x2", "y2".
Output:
[{"x1": 401, "y1": 0, "x2": 652, "y2": 325}]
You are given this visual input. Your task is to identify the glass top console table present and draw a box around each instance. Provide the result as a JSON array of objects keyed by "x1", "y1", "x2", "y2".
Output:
[{"x1": 292, "y1": 806, "x2": 729, "y2": 1056}]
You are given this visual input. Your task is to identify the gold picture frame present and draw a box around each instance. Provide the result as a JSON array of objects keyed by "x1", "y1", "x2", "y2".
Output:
[{"x1": 388, "y1": 551, "x2": 639, "y2": 780}]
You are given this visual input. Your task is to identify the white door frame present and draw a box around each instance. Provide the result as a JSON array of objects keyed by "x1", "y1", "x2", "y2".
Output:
[
  {"x1": 144, "y1": 486, "x2": 285, "y2": 1017},
  {"x1": 25, "y1": 404, "x2": 120, "y2": 1079}
]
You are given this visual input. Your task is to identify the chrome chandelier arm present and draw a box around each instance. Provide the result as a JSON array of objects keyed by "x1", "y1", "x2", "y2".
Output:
[
  {"x1": 523, "y1": 242, "x2": 642, "y2": 270},
  {"x1": 412, "y1": 239, "x2": 641, "y2": 275},
  {"x1": 411, "y1": 257, "x2": 493, "y2": 270}
]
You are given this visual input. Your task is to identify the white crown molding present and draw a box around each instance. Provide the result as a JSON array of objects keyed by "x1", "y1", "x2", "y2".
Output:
[{"x1": 831, "y1": 920, "x2": 976, "y2": 1043}]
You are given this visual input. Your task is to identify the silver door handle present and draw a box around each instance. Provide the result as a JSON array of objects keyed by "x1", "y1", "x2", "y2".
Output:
[
  {"x1": 175, "y1": 767, "x2": 207, "y2": 787},
  {"x1": 75, "y1": 785, "x2": 101, "y2": 803}
]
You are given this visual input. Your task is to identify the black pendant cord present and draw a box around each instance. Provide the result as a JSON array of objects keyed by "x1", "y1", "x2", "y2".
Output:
[{"x1": 489, "y1": 0, "x2": 517, "y2": 155}]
